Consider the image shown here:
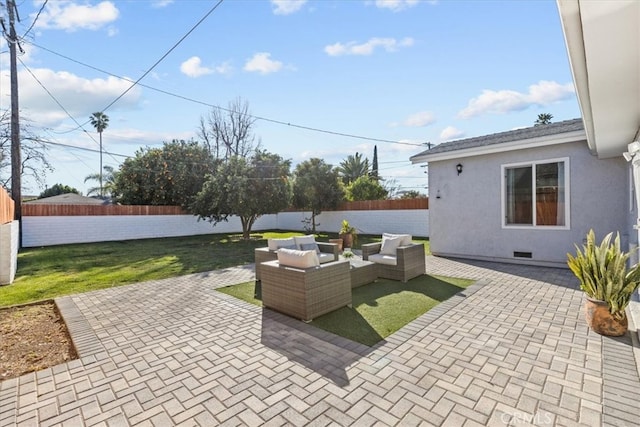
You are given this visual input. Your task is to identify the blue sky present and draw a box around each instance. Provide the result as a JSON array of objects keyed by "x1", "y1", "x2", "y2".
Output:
[{"x1": 0, "y1": 0, "x2": 580, "y2": 196}]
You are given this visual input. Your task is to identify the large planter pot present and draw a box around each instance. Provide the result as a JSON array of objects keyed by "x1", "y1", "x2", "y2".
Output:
[
  {"x1": 329, "y1": 238, "x2": 343, "y2": 252},
  {"x1": 584, "y1": 297, "x2": 628, "y2": 337},
  {"x1": 339, "y1": 233, "x2": 354, "y2": 249}
]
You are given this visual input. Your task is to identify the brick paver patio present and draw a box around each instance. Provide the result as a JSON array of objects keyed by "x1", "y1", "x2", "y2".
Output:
[{"x1": 1, "y1": 257, "x2": 639, "y2": 426}]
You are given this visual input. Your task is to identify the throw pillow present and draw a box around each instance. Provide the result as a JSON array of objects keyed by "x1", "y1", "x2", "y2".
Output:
[
  {"x1": 382, "y1": 233, "x2": 412, "y2": 246},
  {"x1": 268, "y1": 237, "x2": 296, "y2": 251},
  {"x1": 294, "y1": 235, "x2": 316, "y2": 250},
  {"x1": 300, "y1": 243, "x2": 321, "y2": 254},
  {"x1": 380, "y1": 236, "x2": 402, "y2": 256},
  {"x1": 277, "y1": 248, "x2": 320, "y2": 269}
]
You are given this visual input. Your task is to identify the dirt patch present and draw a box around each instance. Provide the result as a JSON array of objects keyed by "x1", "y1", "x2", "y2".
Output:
[{"x1": 0, "y1": 301, "x2": 77, "y2": 381}]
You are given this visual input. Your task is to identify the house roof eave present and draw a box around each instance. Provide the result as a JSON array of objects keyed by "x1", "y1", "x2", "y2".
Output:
[{"x1": 410, "y1": 129, "x2": 587, "y2": 164}]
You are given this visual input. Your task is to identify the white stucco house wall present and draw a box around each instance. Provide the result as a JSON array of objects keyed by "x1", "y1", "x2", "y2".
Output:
[
  {"x1": 410, "y1": 119, "x2": 633, "y2": 268},
  {"x1": 410, "y1": 0, "x2": 640, "y2": 269}
]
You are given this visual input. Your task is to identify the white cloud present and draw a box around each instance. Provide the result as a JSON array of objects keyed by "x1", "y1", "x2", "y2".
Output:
[
  {"x1": 325, "y1": 37, "x2": 414, "y2": 56},
  {"x1": 271, "y1": 0, "x2": 307, "y2": 15},
  {"x1": 439, "y1": 126, "x2": 465, "y2": 141},
  {"x1": 151, "y1": 0, "x2": 174, "y2": 8},
  {"x1": 180, "y1": 57, "x2": 233, "y2": 78},
  {"x1": 244, "y1": 52, "x2": 283, "y2": 74},
  {"x1": 180, "y1": 56, "x2": 211, "y2": 78},
  {"x1": 402, "y1": 111, "x2": 436, "y2": 127},
  {"x1": 4, "y1": 67, "x2": 141, "y2": 126},
  {"x1": 34, "y1": 1, "x2": 119, "y2": 32},
  {"x1": 374, "y1": 0, "x2": 420, "y2": 12},
  {"x1": 458, "y1": 80, "x2": 575, "y2": 119}
]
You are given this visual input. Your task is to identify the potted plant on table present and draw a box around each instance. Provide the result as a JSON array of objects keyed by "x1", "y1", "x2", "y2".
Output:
[
  {"x1": 339, "y1": 220, "x2": 357, "y2": 249},
  {"x1": 567, "y1": 229, "x2": 640, "y2": 336}
]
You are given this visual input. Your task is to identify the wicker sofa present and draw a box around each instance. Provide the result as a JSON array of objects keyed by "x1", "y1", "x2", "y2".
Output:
[
  {"x1": 254, "y1": 239, "x2": 339, "y2": 281},
  {"x1": 260, "y1": 259, "x2": 352, "y2": 322},
  {"x1": 362, "y1": 234, "x2": 426, "y2": 282}
]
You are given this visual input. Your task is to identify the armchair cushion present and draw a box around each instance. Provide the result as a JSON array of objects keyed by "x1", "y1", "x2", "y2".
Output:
[
  {"x1": 380, "y1": 236, "x2": 403, "y2": 255},
  {"x1": 268, "y1": 237, "x2": 296, "y2": 251},
  {"x1": 369, "y1": 253, "x2": 397, "y2": 266},
  {"x1": 300, "y1": 242, "x2": 321, "y2": 254},
  {"x1": 318, "y1": 252, "x2": 335, "y2": 264},
  {"x1": 294, "y1": 235, "x2": 316, "y2": 250},
  {"x1": 382, "y1": 233, "x2": 412, "y2": 246},
  {"x1": 277, "y1": 248, "x2": 320, "y2": 269}
]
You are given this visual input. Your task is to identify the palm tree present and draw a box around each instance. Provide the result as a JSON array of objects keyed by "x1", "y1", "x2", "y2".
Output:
[
  {"x1": 337, "y1": 152, "x2": 370, "y2": 185},
  {"x1": 534, "y1": 113, "x2": 553, "y2": 126},
  {"x1": 85, "y1": 165, "x2": 117, "y2": 198},
  {"x1": 89, "y1": 112, "x2": 109, "y2": 197}
]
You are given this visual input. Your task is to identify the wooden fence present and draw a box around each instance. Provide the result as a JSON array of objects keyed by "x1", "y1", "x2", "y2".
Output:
[
  {"x1": 337, "y1": 198, "x2": 428, "y2": 211},
  {"x1": 22, "y1": 204, "x2": 186, "y2": 216},
  {"x1": 22, "y1": 198, "x2": 428, "y2": 217},
  {"x1": 0, "y1": 187, "x2": 15, "y2": 224}
]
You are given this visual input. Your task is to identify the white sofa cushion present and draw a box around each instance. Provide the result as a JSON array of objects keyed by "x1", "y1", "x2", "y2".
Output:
[
  {"x1": 318, "y1": 252, "x2": 334, "y2": 264},
  {"x1": 380, "y1": 236, "x2": 403, "y2": 255},
  {"x1": 294, "y1": 235, "x2": 316, "y2": 250},
  {"x1": 382, "y1": 233, "x2": 412, "y2": 246},
  {"x1": 369, "y1": 253, "x2": 397, "y2": 266},
  {"x1": 268, "y1": 237, "x2": 296, "y2": 251},
  {"x1": 277, "y1": 248, "x2": 320, "y2": 269}
]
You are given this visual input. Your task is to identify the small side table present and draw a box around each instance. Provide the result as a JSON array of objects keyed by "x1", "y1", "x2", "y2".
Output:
[{"x1": 349, "y1": 259, "x2": 377, "y2": 288}]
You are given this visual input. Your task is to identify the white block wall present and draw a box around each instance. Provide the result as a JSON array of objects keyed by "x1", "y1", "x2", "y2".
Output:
[
  {"x1": 0, "y1": 220, "x2": 19, "y2": 284},
  {"x1": 22, "y1": 214, "x2": 278, "y2": 247},
  {"x1": 21, "y1": 210, "x2": 428, "y2": 247}
]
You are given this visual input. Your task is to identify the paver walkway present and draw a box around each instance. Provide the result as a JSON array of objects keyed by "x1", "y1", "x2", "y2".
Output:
[{"x1": 1, "y1": 257, "x2": 639, "y2": 426}]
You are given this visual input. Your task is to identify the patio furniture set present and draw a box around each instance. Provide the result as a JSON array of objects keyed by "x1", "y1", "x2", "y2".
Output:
[{"x1": 254, "y1": 234, "x2": 426, "y2": 322}]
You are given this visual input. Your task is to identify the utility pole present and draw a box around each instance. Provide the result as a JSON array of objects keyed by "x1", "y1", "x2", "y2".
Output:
[{"x1": 7, "y1": 0, "x2": 21, "y2": 226}]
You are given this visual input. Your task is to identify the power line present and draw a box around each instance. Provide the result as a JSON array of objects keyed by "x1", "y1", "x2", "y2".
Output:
[
  {"x1": 39, "y1": 139, "x2": 131, "y2": 158},
  {"x1": 99, "y1": 0, "x2": 225, "y2": 115},
  {"x1": 25, "y1": 41, "x2": 424, "y2": 147},
  {"x1": 19, "y1": 58, "x2": 121, "y2": 164},
  {"x1": 20, "y1": 0, "x2": 48, "y2": 40}
]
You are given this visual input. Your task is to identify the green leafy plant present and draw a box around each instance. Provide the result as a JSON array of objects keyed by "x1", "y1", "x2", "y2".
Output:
[
  {"x1": 339, "y1": 219, "x2": 357, "y2": 245},
  {"x1": 567, "y1": 229, "x2": 640, "y2": 319},
  {"x1": 343, "y1": 250, "x2": 354, "y2": 259}
]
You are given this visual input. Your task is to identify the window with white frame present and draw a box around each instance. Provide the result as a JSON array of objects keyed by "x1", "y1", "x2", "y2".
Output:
[{"x1": 503, "y1": 158, "x2": 569, "y2": 228}]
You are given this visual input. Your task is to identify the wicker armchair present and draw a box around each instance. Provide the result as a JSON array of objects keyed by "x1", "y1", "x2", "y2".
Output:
[
  {"x1": 260, "y1": 259, "x2": 352, "y2": 322},
  {"x1": 362, "y1": 242, "x2": 426, "y2": 282},
  {"x1": 254, "y1": 242, "x2": 338, "y2": 281}
]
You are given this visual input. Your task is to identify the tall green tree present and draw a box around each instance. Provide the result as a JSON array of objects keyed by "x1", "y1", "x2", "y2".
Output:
[
  {"x1": 39, "y1": 183, "x2": 79, "y2": 198},
  {"x1": 371, "y1": 145, "x2": 379, "y2": 181},
  {"x1": 345, "y1": 175, "x2": 388, "y2": 201},
  {"x1": 89, "y1": 112, "x2": 109, "y2": 197},
  {"x1": 191, "y1": 150, "x2": 291, "y2": 240},
  {"x1": 534, "y1": 113, "x2": 553, "y2": 126},
  {"x1": 337, "y1": 152, "x2": 370, "y2": 185},
  {"x1": 85, "y1": 165, "x2": 117, "y2": 198},
  {"x1": 114, "y1": 140, "x2": 214, "y2": 206},
  {"x1": 292, "y1": 158, "x2": 344, "y2": 233}
]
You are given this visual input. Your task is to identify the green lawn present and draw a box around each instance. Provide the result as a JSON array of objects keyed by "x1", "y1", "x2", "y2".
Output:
[
  {"x1": 0, "y1": 231, "x2": 430, "y2": 307},
  {"x1": 218, "y1": 274, "x2": 472, "y2": 346}
]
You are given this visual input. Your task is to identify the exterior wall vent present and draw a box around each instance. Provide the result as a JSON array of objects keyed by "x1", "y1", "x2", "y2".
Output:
[{"x1": 513, "y1": 251, "x2": 532, "y2": 259}]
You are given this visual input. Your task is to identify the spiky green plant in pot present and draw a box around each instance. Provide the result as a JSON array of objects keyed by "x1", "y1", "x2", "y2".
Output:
[{"x1": 567, "y1": 229, "x2": 640, "y2": 321}]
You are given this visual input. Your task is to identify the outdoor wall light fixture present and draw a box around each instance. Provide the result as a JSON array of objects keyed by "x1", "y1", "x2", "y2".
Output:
[{"x1": 456, "y1": 163, "x2": 463, "y2": 175}]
